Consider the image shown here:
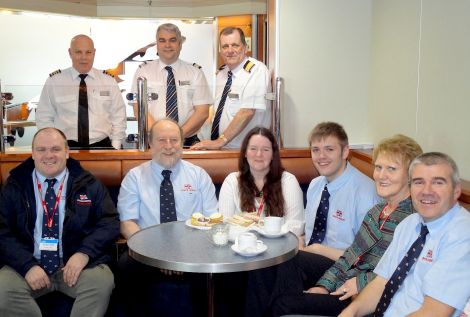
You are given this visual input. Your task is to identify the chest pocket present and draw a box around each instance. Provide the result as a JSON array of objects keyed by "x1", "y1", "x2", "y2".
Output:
[{"x1": 177, "y1": 84, "x2": 195, "y2": 108}]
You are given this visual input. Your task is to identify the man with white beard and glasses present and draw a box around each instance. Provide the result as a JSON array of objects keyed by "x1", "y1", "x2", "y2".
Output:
[{"x1": 115, "y1": 118, "x2": 218, "y2": 317}]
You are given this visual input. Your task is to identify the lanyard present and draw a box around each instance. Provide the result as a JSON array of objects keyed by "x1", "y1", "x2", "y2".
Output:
[
  {"x1": 35, "y1": 172, "x2": 66, "y2": 230},
  {"x1": 255, "y1": 192, "x2": 265, "y2": 217},
  {"x1": 353, "y1": 204, "x2": 393, "y2": 267},
  {"x1": 378, "y1": 204, "x2": 393, "y2": 231}
]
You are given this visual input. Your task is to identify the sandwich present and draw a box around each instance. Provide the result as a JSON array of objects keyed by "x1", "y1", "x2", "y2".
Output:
[
  {"x1": 191, "y1": 212, "x2": 211, "y2": 227},
  {"x1": 209, "y1": 212, "x2": 223, "y2": 224}
]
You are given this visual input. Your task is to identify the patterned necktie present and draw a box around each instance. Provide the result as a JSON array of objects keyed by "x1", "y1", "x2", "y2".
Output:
[
  {"x1": 211, "y1": 70, "x2": 233, "y2": 140},
  {"x1": 41, "y1": 178, "x2": 60, "y2": 275},
  {"x1": 374, "y1": 224, "x2": 429, "y2": 317},
  {"x1": 78, "y1": 74, "x2": 89, "y2": 146},
  {"x1": 308, "y1": 185, "x2": 330, "y2": 245},
  {"x1": 165, "y1": 66, "x2": 178, "y2": 122},
  {"x1": 160, "y1": 170, "x2": 177, "y2": 223}
]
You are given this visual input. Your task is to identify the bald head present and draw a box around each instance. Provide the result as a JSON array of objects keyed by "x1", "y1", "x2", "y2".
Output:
[{"x1": 69, "y1": 34, "x2": 95, "y2": 73}]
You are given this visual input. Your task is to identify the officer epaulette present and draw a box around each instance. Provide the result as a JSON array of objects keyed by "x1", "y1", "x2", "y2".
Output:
[
  {"x1": 243, "y1": 60, "x2": 255, "y2": 73},
  {"x1": 49, "y1": 69, "x2": 61, "y2": 77},
  {"x1": 192, "y1": 63, "x2": 202, "y2": 69},
  {"x1": 216, "y1": 64, "x2": 226, "y2": 75},
  {"x1": 138, "y1": 61, "x2": 148, "y2": 68},
  {"x1": 103, "y1": 70, "x2": 114, "y2": 78}
]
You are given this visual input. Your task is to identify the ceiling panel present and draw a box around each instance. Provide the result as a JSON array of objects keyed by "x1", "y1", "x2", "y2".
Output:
[{"x1": 55, "y1": 0, "x2": 264, "y2": 7}]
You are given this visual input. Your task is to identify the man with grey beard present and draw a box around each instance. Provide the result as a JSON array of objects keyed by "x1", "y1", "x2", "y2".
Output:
[{"x1": 115, "y1": 118, "x2": 218, "y2": 317}]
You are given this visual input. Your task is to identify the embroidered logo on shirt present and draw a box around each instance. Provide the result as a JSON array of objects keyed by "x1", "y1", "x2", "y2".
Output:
[
  {"x1": 332, "y1": 209, "x2": 345, "y2": 221},
  {"x1": 100, "y1": 90, "x2": 110, "y2": 96},
  {"x1": 421, "y1": 249, "x2": 433, "y2": 263},
  {"x1": 77, "y1": 194, "x2": 92, "y2": 205},
  {"x1": 181, "y1": 184, "x2": 196, "y2": 192}
]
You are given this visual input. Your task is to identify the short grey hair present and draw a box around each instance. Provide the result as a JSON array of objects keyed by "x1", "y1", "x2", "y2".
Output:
[
  {"x1": 156, "y1": 23, "x2": 183, "y2": 42},
  {"x1": 409, "y1": 152, "x2": 460, "y2": 187}
]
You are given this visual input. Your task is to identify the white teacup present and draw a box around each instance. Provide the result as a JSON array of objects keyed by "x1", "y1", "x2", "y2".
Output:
[
  {"x1": 264, "y1": 216, "x2": 283, "y2": 234},
  {"x1": 236, "y1": 232, "x2": 262, "y2": 253}
]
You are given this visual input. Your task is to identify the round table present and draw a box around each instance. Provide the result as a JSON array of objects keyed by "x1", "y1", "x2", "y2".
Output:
[{"x1": 128, "y1": 221, "x2": 299, "y2": 317}]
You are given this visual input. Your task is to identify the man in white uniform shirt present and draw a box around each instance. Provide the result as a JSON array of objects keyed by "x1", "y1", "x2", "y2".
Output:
[
  {"x1": 130, "y1": 23, "x2": 213, "y2": 147},
  {"x1": 37, "y1": 34, "x2": 126, "y2": 149},
  {"x1": 191, "y1": 27, "x2": 271, "y2": 149}
]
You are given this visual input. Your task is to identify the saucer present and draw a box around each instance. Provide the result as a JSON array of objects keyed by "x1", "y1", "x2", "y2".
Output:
[
  {"x1": 185, "y1": 219, "x2": 212, "y2": 231},
  {"x1": 231, "y1": 242, "x2": 268, "y2": 257},
  {"x1": 255, "y1": 226, "x2": 289, "y2": 238}
]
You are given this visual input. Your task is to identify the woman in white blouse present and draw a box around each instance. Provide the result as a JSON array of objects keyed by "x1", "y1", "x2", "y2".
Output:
[{"x1": 218, "y1": 127, "x2": 305, "y2": 235}]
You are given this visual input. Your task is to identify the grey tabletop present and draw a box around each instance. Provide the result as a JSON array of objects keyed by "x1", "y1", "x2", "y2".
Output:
[{"x1": 128, "y1": 221, "x2": 299, "y2": 273}]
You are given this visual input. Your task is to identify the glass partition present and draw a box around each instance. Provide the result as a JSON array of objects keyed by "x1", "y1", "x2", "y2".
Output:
[{"x1": 0, "y1": 11, "x2": 216, "y2": 153}]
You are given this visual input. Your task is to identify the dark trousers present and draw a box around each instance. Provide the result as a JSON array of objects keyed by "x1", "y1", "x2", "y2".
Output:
[
  {"x1": 245, "y1": 251, "x2": 337, "y2": 317},
  {"x1": 113, "y1": 252, "x2": 206, "y2": 317},
  {"x1": 68, "y1": 137, "x2": 114, "y2": 149},
  {"x1": 269, "y1": 251, "x2": 349, "y2": 317},
  {"x1": 214, "y1": 272, "x2": 248, "y2": 317}
]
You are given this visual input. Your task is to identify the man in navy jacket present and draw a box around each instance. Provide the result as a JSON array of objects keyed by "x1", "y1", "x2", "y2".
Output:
[{"x1": 0, "y1": 127, "x2": 119, "y2": 317}]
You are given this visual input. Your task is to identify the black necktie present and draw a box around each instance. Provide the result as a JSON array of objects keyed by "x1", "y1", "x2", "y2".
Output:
[
  {"x1": 160, "y1": 170, "x2": 177, "y2": 223},
  {"x1": 211, "y1": 70, "x2": 233, "y2": 140},
  {"x1": 78, "y1": 74, "x2": 89, "y2": 146},
  {"x1": 374, "y1": 224, "x2": 429, "y2": 317},
  {"x1": 41, "y1": 178, "x2": 60, "y2": 275},
  {"x1": 308, "y1": 185, "x2": 330, "y2": 245},
  {"x1": 165, "y1": 66, "x2": 178, "y2": 122}
]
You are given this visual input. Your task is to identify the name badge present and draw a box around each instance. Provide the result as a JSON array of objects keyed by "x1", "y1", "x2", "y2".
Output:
[
  {"x1": 228, "y1": 93, "x2": 239, "y2": 100},
  {"x1": 100, "y1": 90, "x2": 110, "y2": 96},
  {"x1": 40, "y1": 238, "x2": 59, "y2": 251},
  {"x1": 179, "y1": 80, "x2": 191, "y2": 86}
]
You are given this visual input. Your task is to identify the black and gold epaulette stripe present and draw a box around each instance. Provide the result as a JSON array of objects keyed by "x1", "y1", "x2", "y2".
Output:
[
  {"x1": 49, "y1": 69, "x2": 61, "y2": 77},
  {"x1": 192, "y1": 63, "x2": 202, "y2": 69},
  {"x1": 243, "y1": 60, "x2": 255, "y2": 73},
  {"x1": 103, "y1": 70, "x2": 114, "y2": 78},
  {"x1": 138, "y1": 61, "x2": 148, "y2": 68}
]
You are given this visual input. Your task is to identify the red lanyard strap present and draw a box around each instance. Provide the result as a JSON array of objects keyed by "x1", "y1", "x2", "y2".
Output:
[
  {"x1": 256, "y1": 192, "x2": 265, "y2": 217},
  {"x1": 36, "y1": 172, "x2": 66, "y2": 229}
]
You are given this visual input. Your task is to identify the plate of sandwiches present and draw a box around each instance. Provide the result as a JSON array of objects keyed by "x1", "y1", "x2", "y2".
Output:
[
  {"x1": 185, "y1": 212, "x2": 224, "y2": 230},
  {"x1": 226, "y1": 212, "x2": 260, "y2": 227}
]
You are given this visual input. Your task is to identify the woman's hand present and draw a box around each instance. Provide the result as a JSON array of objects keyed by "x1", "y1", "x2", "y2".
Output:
[
  {"x1": 304, "y1": 286, "x2": 329, "y2": 294},
  {"x1": 330, "y1": 277, "x2": 358, "y2": 301}
]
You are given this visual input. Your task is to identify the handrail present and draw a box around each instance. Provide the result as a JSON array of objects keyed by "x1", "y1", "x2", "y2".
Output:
[
  {"x1": 273, "y1": 77, "x2": 282, "y2": 147},
  {"x1": 136, "y1": 77, "x2": 148, "y2": 151}
]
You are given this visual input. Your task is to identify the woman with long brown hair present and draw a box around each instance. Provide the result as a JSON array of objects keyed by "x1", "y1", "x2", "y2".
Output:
[{"x1": 219, "y1": 126, "x2": 304, "y2": 235}]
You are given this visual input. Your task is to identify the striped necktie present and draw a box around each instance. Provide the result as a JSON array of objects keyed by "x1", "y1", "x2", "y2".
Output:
[
  {"x1": 211, "y1": 70, "x2": 232, "y2": 140},
  {"x1": 165, "y1": 66, "x2": 178, "y2": 122}
]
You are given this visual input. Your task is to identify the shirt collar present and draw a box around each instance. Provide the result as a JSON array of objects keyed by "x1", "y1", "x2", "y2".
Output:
[
  {"x1": 229, "y1": 57, "x2": 249, "y2": 77},
  {"x1": 150, "y1": 160, "x2": 182, "y2": 178},
  {"x1": 34, "y1": 168, "x2": 67, "y2": 185},
  {"x1": 71, "y1": 67, "x2": 95, "y2": 80},
  {"x1": 159, "y1": 59, "x2": 180, "y2": 73},
  {"x1": 418, "y1": 203, "x2": 461, "y2": 236},
  {"x1": 324, "y1": 161, "x2": 353, "y2": 193}
]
